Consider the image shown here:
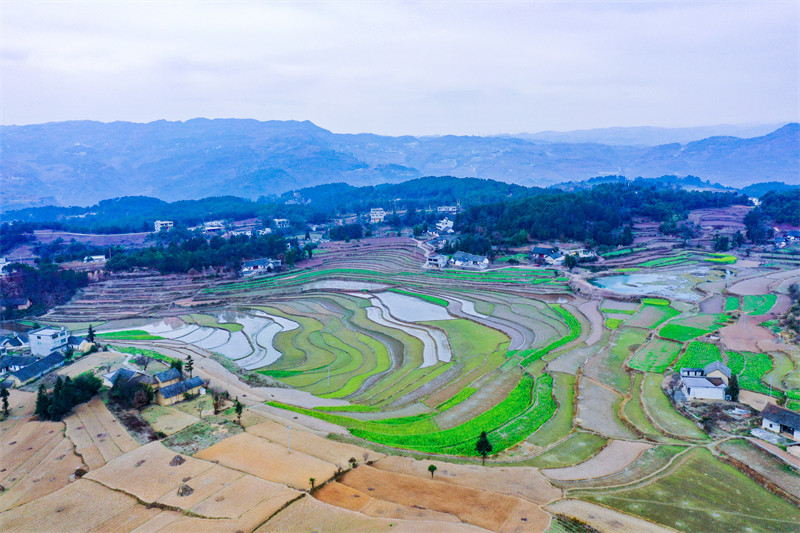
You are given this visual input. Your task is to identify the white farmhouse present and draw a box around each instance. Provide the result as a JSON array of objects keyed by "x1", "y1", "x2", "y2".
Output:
[
  {"x1": 679, "y1": 361, "x2": 731, "y2": 400},
  {"x1": 28, "y1": 326, "x2": 69, "y2": 357},
  {"x1": 369, "y1": 208, "x2": 387, "y2": 224},
  {"x1": 154, "y1": 220, "x2": 174, "y2": 232}
]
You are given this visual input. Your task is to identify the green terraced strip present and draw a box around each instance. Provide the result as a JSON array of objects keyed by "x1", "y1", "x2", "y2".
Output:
[
  {"x1": 628, "y1": 339, "x2": 682, "y2": 373},
  {"x1": 606, "y1": 318, "x2": 623, "y2": 330},
  {"x1": 743, "y1": 294, "x2": 776, "y2": 315},
  {"x1": 519, "y1": 305, "x2": 581, "y2": 367},
  {"x1": 313, "y1": 404, "x2": 382, "y2": 413},
  {"x1": 267, "y1": 401, "x2": 439, "y2": 435},
  {"x1": 436, "y1": 387, "x2": 478, "y2": 412},
  {"x1": 642, "y1": 297, "x2": 670, "y2": 306},
  {"x1": 387, "y1": 288, "x2": 448, "y2": 307},
  {"x1": 97, "y1": 330, "x2": 164, "y2": 340}
]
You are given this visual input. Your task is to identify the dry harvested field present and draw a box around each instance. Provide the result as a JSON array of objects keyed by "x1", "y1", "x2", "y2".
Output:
[
  {"x1": 33, "y1": 229, "x2": 150, "y2": 247},
  {"x1": 0, "y1": 423, "x2": 82, "y2": 513},
  {"x1": 3, "y1": 390, "x2": 36, "y2": 418},
  {"x1": 542, "y1": 440, "x2": 651, "y2": 481},
  {"x1": 84, "y1": 441, "x2": 214, "y2": 502},
  {"x1": 545, "y1": 499, "x2": 678, "y2": 533},
  {"x1": 246, "y1": 421, "x2": 386, "y2": 466},
  {"x1": 337, "y1": 464, "x2": 550, "y2": 533},
  {"x1": 194, "y1": 431, "x2": 338, "y2": 489},
  {"x1": 259, "y1": 495, "x2": 486, "y2": 533},
  {"x1": 0, "y1": 478, "x2": 160, "y2": 533},
  {"x1": 578, "y1": 299, "x2": 604, "y2": 346},
  {"x1": 373, "y1": 456, "x2": 560, "y2": 505},
  {"x1": 64, "y1": 398, "x2": 139, "y2": 469}
]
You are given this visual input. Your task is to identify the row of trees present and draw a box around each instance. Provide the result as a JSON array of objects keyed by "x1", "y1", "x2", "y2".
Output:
[{"x1": 35, "y1": 374, "x2": 102, "y2": 421}]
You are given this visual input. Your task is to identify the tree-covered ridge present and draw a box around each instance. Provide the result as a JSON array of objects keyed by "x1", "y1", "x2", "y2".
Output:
[
  {"x1": 757, "y1": 189, "x2": 800, "y2": 226},
  {"x1": 106, "y1": 232, "x2": 304, "y2": 274},
  {"x1": 280, "y1": 176, "x2": 543, "y2": 213},
  {"x1": 456, "y1": 183, "x2": 750, "y2": 245}
]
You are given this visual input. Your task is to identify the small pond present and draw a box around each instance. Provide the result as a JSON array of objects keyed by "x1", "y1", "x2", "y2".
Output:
[{"x1": 590, "y1": 267, "x2": 724, "y2": 301}]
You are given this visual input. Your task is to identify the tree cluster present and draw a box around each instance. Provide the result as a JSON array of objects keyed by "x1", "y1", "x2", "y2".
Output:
[
  {"x1": 0, "y1": 262, "x2": 89, "y2": 319},
  {"x1": 35, "y1": 374, "x2": 102, "y2": 421},
  {"x1": 110, "y1": 375, "x2": 155, "y2": 410},
  {"x1": 329, "y1": 223, "x2": 363, "y2": 241},
  {"x1": 106, "y1": 232, "x2": 293, "y2": 273},
  {"x1": 458, "y1": 184, "x2": 748, "y2": 247}
]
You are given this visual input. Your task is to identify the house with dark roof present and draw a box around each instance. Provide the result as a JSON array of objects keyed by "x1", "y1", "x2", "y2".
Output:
[
  {"x1": 5, "y1": 352, "x2": 65, "y2": 387},
  {"x1": 102, "y1": 367, "x2": 155, "y2": 388},
  {"x1": 0, "y1": 355, "x2": 38, "y2": 376},
  {"x1": 156, "y1": 376, "x2": 205, "y2": 406},
  {"x1": 0, "y1": 298, "x2": 31, "y2": 311},
  {"x1": 241, "y1": 258, "x2": 282, "y2": 275},
  {"x1": 761, "y1": 404, "x2": 800, "y2": 441},
  {"x1": 451, "y1": 251, "x2": 489, "y2": 270},
  {"x1": 154, "y1": 367, "x2": 182, "y2": 388}
]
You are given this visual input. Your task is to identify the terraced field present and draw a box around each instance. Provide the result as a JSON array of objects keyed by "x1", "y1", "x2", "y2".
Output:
[{"x1": 11, "y1": 236, "x2": 800, "y2": 532}]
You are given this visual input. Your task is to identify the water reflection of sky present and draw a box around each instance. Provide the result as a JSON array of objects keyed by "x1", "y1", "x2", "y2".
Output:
[{"x1": 590, "y1": 268, "x2": 720, "y2": 301}]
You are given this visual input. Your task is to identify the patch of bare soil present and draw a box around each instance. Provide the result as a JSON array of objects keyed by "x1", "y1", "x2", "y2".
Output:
[
  {"x1": 579, "y1": 300, "x2": 604, "y2": 346},
  {"x1": 699, "y1": 294, "x2": 723, "y2": 314},
  {"x1": 719, "y1": 317, "x2": 774, "y2": 352}
]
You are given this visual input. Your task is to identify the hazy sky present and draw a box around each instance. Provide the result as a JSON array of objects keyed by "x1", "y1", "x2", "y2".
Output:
[{"x1": 2, "y1": 1, "x2": 798, "y2": 135}]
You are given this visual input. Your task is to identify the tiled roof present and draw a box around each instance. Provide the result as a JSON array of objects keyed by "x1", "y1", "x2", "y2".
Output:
[
  {"x1": 159, "y1": 376, "x2": 204, "y2": 399},
  {"x1": 762, "y1": 404, "x2": 800, "y2": 429},
  {"x1": 11, "y1": 352, "x2": 64, "y2": 383},
  {"x1": 155, "y1": 367, "x2": 181, "y2": 383}
]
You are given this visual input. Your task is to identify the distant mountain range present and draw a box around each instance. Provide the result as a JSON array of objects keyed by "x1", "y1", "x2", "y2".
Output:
[{"x1": 1, "y1": 119, "x2": 798, "y2": 209}]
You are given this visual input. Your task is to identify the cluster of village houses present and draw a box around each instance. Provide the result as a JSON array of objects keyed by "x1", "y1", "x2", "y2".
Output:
[
  {"x1": 0, "y1": 326, "x2": 204, "y2": 406},
  {"x1": 773, "y1": 229, "x2": 800, "y2": 249}
]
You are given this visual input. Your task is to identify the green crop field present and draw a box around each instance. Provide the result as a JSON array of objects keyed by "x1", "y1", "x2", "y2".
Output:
[
  {"x1": 723, "y1": 296, "x2": 739, "y2": 312},
  {"x1": 97, "y1": 330, "x2": 164, "y2": 340},
  {"x1": 742, "y1": 294, "x2": 777, "y2": 315},
  {"x1": 674, "y1": 341, "x2": 721, "y2": 368},
  {"x1": 577, "y1": 448, "x2": 800, "y2": 532},
  {"x1": 628, "y1": 338, "x2": 682, "y2": 373},
  {"x1": 606, "y1": 318, "x2": 623, "y2": 329},
  {"x1": 726, "y1": 350, "x2": 774, "y2": 394},
  {"x1": 642, "y1": 297, "x2": 670, "y2": 306}
]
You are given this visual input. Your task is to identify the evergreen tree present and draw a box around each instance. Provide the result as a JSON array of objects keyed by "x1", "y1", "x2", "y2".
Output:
[
  {"x1": 35, "y1": 384, "x2": 50, "y2": 419},
  {"x1": 727, "y1": 374, "x2": 740, "y2": 402},
  {"x1": 234, "y1": 396, "x2": 244, "y2": 425},
  {"x1": 170, "y1": 359, "x2": 183, "y2": 375},
  {"x1": 0, "y1": 387, "x2": 10, "y2": 420},
  {"x1": 186, "y1": 355, "x2": 194, "y2": 378},
  {"x1": 476, "y1": 431, "x2": 493, "y2": 466},
  {"x1": 87, "y1": 324, "x2": 95, "y2": 343}
]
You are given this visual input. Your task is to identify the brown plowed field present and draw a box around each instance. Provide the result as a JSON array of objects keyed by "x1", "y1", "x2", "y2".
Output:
[
  {"x1": 257, "y1": 495, "x2": 488, "y2": 533},
  {"x1": 246, "y1": 421, "x2": 385, "y2": 466},
  {"x1": 719, "y1": 318, "x2": 774, "y2": 352},
  {"x1": 194, "y1": 431, "x2": 337, "y2": 490},
  {"x1": 374, "y1": 456, "x2": 560, "y2": 505},
  {"x1": 315, "y1": 481, "x2": 462, "y2": 523},
  {"x1": 338, "y1": 464, "x2": 550, "y2": 533}
]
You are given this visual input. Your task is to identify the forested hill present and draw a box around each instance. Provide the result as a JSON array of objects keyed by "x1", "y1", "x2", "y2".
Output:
[
  {"x1": 2, "y1": 118, "x2": 797, "y2": 209},
  {"x1": 456, "y1": 183, "x2": 751, "y2": 246}
]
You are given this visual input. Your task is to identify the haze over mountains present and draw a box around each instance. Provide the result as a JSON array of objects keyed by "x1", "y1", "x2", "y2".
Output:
[{"x1": 1, "y1": 119, "x2": 798, "y2": 209}]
